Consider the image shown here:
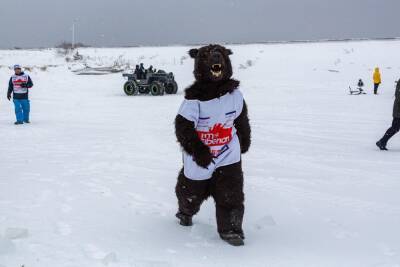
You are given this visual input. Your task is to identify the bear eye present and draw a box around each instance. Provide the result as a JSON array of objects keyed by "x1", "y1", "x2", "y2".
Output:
[{"x1": 200, "y1": 53, "x2": 208, "y2": 59}]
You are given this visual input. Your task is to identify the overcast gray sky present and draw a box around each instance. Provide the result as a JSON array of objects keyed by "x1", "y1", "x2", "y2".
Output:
[{"x1": 0, "y1": 0, "x2": 399, "y2": 48}]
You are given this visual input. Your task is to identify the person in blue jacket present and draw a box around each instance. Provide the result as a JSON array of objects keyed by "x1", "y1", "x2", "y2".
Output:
[{"x1": 7, "y1": 65, "x2": 33, "y2": 125}]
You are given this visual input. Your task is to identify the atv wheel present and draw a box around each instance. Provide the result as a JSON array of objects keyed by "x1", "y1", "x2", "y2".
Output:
[
  {"x1": 124, "y1": 81, "x2": 138, "y2": 96},
  {"x1": 165, "y1": 81, "x2": 178, "y2": 94},
  {"x1": 150, "y1": 82, "x2": 165, "y2": 96}
]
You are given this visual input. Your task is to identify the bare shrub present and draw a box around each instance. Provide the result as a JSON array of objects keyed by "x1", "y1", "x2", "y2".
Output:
[{"x1": 56, "y1": 41, "x2": 89, "y2": 57}]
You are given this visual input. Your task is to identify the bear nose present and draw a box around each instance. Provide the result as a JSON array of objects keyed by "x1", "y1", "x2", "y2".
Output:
[{"x1": 211, "y1": 52, "x2": 222, "y2": 62}]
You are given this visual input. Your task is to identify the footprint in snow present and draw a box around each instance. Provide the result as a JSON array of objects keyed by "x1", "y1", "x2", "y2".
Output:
[
  {"x1": 56, "y1": 222, "x2": 72, "y2": 236},
  {"x1": 166, "y1": 248, "x2": 177, "y2": 254},
  {"x1": 83, "y1": 244, "x2": 118, "y2": 265},
  {"x1": 323, "y1": 218, "x2": 358, "y2": 240},
  {"x1": 332, "y1": 229, "x2": 359, "y2": 239},
  {"x1": 102, "y1": 252, "x2": 117, "y2": 266},
  {"x1": 83, "y1": 182, "x2": 113, "y2": 197},
  {"x1": 127, "y1": 192, "x2": 173, "y2": 215},
  {"x1": 4, "y1": 227, "x2": 29, "y2": 240},
  {"x1": 378, "y1": 243, "x2": 397, "y2": 257},
  {"x1": 0, "y1": 236, "x2": 16, "y2": 255},
  {"x1": 254, "y1": 215, "x2": 277, "y2": 230},
  {"x1": 61, "y1": 203, "x2": 72, "y2": 213},
  {"x1": 132, "y1": 260, "x2": 172, "y2": 267}
]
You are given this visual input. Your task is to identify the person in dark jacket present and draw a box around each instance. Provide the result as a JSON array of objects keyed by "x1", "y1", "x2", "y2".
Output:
[
  {"x1": 376, "y1": 80, "x2": 400, "y2": 150},
  {"x1": 7, "y1": 64, "x2": 33, "y2": 125},
  {"x1": 358, "y1": 79, "x2": 364, "y2": 88},
  {"x1": 357, "y1": 79, "x2": 365, "y2": 93},
  {"x1": 134, "y1": 65, "x2": 140, "y2": 78},
  {"x1": 139, "y1": 63, "x2": 146, "y2": 79}
]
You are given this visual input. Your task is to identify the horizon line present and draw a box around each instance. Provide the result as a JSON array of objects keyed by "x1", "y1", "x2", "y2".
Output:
[{"x1": 2, "y1": 37, "x2": 400, "y2": 50}]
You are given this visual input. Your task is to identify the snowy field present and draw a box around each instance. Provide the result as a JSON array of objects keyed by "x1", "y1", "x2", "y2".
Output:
[{"x1": 1, "y1": 40, "x2": 400, "y2": 267}]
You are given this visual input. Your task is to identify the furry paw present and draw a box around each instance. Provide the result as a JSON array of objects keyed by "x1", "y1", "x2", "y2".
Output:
[
  {"x1": 193, "y1": 144, "x2": 213, "y2": 168},
  {"x1": 238, "y1": 135, "x2": 250, "y2": 154},
  {"x1": 241, "y1": 145, "x2": 249, "y2": 154}
]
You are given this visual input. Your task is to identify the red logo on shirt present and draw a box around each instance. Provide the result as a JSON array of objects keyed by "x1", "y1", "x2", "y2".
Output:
[
  {"x1": 197, "y1": 123, "x2": 233, "y2": 147},
  {"x1": 12, "y1": 77, "x2": 28, "y2": 88}
]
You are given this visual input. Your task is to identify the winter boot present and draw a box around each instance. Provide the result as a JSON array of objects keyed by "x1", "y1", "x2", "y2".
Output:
[
  {"x1": 176, "y1": 212, "x2": 193, "y2": 226},
  {"x1": 376, "y1": 140, "x2": 388, "y2": 151},
  {"x1": 14, "y1": 121, "x2": 23, "y2": 125},
  {"x1": 236, "y1": 230, "x2": 245, "y2": 240},
  {"x1": 220, "y1": 231, "x2": 245, "y2": 246}
]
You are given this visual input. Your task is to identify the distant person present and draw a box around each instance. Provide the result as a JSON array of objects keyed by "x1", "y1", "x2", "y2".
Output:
[
  {"x1": 148, "y1": 65, "x2": 154, "y2": 73},
  {"x1": 376, "y1": 80, "x2": 400, "y2": 150},
  {"x1": 7, "y1": 65, "x2": 33, "y2": 125},
  {"x1": 139, "y1": 63, "x2": 145, "y2": 79},
  {"x1": 358, "y1": 79, "x2": 364, "y2": 88},
  {"x1": 373, "y1": 67, "x2": 381, "y2": 95},
  {"x1": 134, "y1": 65, "x2": 140, "y2": 78},
  {"x1": 357, "y1": 78, "x2": 364, "y2": 93}
]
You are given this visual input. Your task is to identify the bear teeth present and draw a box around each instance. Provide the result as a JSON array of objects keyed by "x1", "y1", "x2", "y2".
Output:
[{"x1": 211, "y1": 70, "x2": 222, "y2": 77}]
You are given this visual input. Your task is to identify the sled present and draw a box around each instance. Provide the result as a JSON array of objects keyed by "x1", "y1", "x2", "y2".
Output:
[{"x1": 348, "y1": 86, "x2": 366, "y2": 95}]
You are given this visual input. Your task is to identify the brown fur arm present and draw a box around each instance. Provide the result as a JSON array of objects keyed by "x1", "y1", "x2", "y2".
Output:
[
  {"x1": 175, "y1": 115, "x2": 213, "y2": 168},
  {"x1": 234, "y1": 101, "x2": 251, "y2": 154}
]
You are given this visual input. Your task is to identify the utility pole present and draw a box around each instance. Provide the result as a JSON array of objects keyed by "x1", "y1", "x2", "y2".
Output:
[
  {"x1": 72, "y1": 22, "x2": 75, "y2": 50},
  {"x1": 72, "y1": 19, "x2": 78, "y2": 50}
]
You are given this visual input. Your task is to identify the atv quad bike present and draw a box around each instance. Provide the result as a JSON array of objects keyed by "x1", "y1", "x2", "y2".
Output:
[{"x1": 122, "y1": 69, "x2": 178, "y2": 96}]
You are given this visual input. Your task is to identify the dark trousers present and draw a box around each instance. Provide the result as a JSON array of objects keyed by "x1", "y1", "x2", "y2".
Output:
[
  {"x1": 175, "y1": 161, "x2": 244, "y2": 235},
  {"x1": 374, "y1": 83, "x2": 380, "y2": 94},
  {"x1": 380, "y1": 118, "x2": 400, "y2": 145}
]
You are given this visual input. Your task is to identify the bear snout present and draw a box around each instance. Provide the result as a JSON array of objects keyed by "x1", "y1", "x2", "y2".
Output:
[{"x1": 211, "y1": 51, "x2": 223, "y2": 63}]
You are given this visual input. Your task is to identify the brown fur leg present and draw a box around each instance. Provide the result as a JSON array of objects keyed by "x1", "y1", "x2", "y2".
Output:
[
  {"x1": 211, "y1": 162, "x2": 244, "y2": 236},
  {"x1": 175, "y1": 169, "x2": 211, "y2": 217}
]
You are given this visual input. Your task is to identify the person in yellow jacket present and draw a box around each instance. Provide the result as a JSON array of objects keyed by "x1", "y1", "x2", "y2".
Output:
[{"x1": 373, "y1": 67, "x2": 381, "y2": 94}]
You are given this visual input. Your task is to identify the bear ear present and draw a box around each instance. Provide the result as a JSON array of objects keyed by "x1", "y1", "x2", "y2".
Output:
[
  {"x1": 188, "y1": 49, "x2": 199, "y2": 58},
  {"x1": 224, "y1": 49, "x2": 233, "y2": 56}
]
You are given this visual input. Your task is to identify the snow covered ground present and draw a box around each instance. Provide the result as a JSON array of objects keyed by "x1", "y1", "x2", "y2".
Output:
[{"x1": 1, "y1": 40, "x2": 400, "y2": 267}]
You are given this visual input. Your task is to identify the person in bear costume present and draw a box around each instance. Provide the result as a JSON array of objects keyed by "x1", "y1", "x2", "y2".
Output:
[{"x1": 174, "y1": 44, "x2": 251, "y2": 246}]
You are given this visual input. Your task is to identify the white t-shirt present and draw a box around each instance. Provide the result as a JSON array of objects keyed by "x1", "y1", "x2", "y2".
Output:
[
  {"x1": 11, "y1": 73, "x2": 30, "y2": 94},
  {"x1": 178, "y1": 89, "x2": 244, "y2": 180}
]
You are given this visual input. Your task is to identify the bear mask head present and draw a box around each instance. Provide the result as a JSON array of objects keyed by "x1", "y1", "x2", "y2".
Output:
[{"x1": 189, "y1": 44, "x2": 233, "y2": 83}]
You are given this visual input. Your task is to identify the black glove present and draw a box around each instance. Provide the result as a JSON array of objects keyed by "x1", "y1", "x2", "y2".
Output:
[
  {"x1": 241, "y1": 143, "x2": 250, "y2": 154},
  {"x1": 193, "y1": 144, "x2": 213, "y2": 169},
  {"x1": 7, "y1": 94, "x2": 11, "y2": 101}
]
